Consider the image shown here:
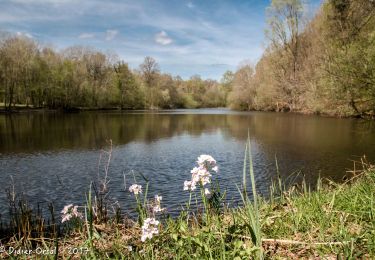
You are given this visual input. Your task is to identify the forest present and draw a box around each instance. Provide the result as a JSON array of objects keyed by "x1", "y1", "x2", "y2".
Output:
[
  {"x1": 0, "y1": 38, "x2": 229, "y2": 110},
  {"x1": 1, "y1": 0, "x2": 375, "y2": 117},
  {"x1": 228, "y1": 0, "x2": 375, "y2": 117}
]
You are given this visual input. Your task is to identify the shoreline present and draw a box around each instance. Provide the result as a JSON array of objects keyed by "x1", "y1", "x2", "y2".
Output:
[{"x1": 1, "y1": 106, "x2": 374, "y2": 120}]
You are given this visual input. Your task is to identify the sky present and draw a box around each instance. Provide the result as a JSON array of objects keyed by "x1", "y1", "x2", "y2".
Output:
[{"x1": 0, "y1": 0, "x2": 322, "y2": 80}]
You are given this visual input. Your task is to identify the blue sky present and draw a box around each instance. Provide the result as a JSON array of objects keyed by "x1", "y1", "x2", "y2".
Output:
[{"x1": 0, "y1": 0, "x2": 322, "y2": 80}]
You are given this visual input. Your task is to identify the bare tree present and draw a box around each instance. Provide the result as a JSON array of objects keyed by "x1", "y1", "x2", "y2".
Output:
[
  {"x1": 266, "y1": 0, "x2": 305, "y2": 111},
  {"x1": 0, "y1": 36, "x2": 38, "y2": 110},
  {"x1": 139, "y1": 56, "x2": 160, "y2": 109}
]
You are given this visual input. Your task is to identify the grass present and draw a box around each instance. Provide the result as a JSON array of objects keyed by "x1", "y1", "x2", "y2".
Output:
[{"x1": 0, "y1": 141, "x2": 374, "y2": 259}]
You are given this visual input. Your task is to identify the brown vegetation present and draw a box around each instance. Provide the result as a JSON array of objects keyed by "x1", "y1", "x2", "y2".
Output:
[{"x1": 227, "y1": 0, "x2": 375, "y2": 118}]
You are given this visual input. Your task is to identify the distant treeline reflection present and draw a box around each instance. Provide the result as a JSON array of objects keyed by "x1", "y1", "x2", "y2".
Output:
[{"x1": 0, "y1": 111, "x2": 374, "y2": 155}]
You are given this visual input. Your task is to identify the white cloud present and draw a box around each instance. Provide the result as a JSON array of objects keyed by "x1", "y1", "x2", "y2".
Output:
[
  {"x1": 154, "y1": 31, "x2": 172, "y2": 45},
  {"x1": 10, "y1": 0, "x2": 72, "y2": 4},
  {"x1": 16, "y1": 31, "x2": 33, "y2": 38},
  {"x1": 187, "y1": 2, "x2": 195, "y2": 9},
  {"x1": 105, "y1": 29, "x2": 118, "y2": 41},
  {"x1": 78, "y1": 33, "x2": 95, "y2": 39},
  {"x1": 0, "y1": 0, "x2": 267, "y2": 79}
]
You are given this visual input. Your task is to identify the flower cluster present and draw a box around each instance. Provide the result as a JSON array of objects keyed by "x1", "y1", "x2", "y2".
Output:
[
  {"x1": 128, "y1": 184, "x2": 162, "y2": 242},
  {"x1": 141, "y1": 217, "x2": 160, "y2": 242},
  {"x1": 197, "y1": 154, "x2": 218, "y2": 173},
  {"x1": 184, "y1": 154, "x2": 218, "y2": 192},
  {"x1": 152, "y1": 195, "x2": 165, "y2": 213},
  {"x1": 129, "y1": 184, "x2": 142, "y2": 195},
  {"x1": 61, "y1": 204, "x2": 82, "y2": 223}
]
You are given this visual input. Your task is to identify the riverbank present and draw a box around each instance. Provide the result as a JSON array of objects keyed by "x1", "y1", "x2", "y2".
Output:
[
  {"x1": 2, "y1": 105, "x2": 374, "y2": 120},
  {"x1": 0, "y1": 105, "x2": 124, "y2": 114},
  {"x1": 1, "y1": 158, "x2": 373, "y2": 259}
]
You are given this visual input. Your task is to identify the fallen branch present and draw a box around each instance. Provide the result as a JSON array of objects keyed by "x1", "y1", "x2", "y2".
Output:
[
  {"x1": 215, "y1": 232, "x2": 352, "y2": 246},
  {"x1": 261, "y1": 238, "x2": 350, "y2": 246}
]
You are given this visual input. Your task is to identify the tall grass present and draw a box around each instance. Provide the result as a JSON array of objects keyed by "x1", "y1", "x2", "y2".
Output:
[{"x1": 237, "y1": 137, "x2": 263, "y2": 258}]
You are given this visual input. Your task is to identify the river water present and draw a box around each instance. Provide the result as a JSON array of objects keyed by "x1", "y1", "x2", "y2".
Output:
[{"x1": 0, "y1": 109, "x2": 374, "y2": 217}]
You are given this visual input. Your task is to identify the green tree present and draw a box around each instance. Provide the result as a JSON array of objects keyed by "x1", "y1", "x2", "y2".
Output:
[
  {"x1": 322, "y1": 0, "x2": 375, "y2": 115},
  {"x1": 114, "y1": 62, "x2": 144, "y2": 109}
]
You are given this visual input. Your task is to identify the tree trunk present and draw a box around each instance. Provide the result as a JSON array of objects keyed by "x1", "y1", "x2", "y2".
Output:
[
  {"x1": 349, "y1": 98, "x2": 360, "y2": 115},
  {"x1": 7, "y1": 83, "x2": 15, "y2": 110}
]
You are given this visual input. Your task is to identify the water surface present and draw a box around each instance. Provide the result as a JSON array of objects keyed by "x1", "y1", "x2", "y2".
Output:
[{"x1": 1, "y1": 109, "x2": 374, "y2": 216}]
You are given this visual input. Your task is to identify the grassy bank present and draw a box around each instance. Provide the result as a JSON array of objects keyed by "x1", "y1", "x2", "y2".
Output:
[{"x1": 1, "y1": 150, "x2": 374, "y2": 259}]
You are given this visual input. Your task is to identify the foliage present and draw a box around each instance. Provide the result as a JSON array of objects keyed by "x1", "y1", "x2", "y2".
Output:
[
  {"x1": 228, "y1": 0, "x2": 375, "y2": 117},
  {"x1": 0, "y1": 36, "x2": 228, "y2": 111}
]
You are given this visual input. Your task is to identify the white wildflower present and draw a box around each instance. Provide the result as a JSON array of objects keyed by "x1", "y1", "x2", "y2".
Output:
[
  {"x1": 61, "y1": 204, "x2": 82, "y2": 223},
  {"x1": 184, "y1": 155, "x2": 218, "y2": 192},
  {"x1": 155, "y1": 195, "x2": 162, "y2": 203},
  {"x1": 191, "y1": 166, "x2": 211, "y2": 186},
  {"x1": 141, "y1": 218, "x2": 160, "y2": 242},
  {"x1": 183, "y1": 180, "x2": 196, "y2": 191},
  {"x1": 152, "y1": 205, "x2": 165, "y2": 213},
  {"x1": 62, "y1": 214, "x2": 72, "y2": 223},
  {"x1": 153, "y1": 195, "x2": 165, "y2": 213},
  {"x1": 197, "y1": 154, "x2": 217, "y2": 170},
  {"x1": 204, "y1": 188, "x2": 210, "y2": 195},
  {"x1": 129, "y1": 184, "x2": 142, "y2": 195},
  {"x1": 61, "y1": 204, "x2": 73, "y2": 215}
]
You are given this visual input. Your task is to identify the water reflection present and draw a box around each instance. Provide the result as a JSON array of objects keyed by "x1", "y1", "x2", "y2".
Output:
[{"x1": 0, "y1": 110, "x2": 374, "y2": 216}]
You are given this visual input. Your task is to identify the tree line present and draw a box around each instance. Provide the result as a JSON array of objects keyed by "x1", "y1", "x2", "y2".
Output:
[
  {"x1": 227, "y1": 0, "x2": 375, "y2": 117},
  {"x1": 0, "y1": 35, "x2": 229, "y2": 111},
  {"x1": 2, "y1": 0, "x2": 374, "y2": 117}
]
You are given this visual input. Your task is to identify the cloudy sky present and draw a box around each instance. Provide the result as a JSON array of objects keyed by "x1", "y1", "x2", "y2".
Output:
[{"x1": 0, "y1": 0, "x2": 322, "y2": 80}]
